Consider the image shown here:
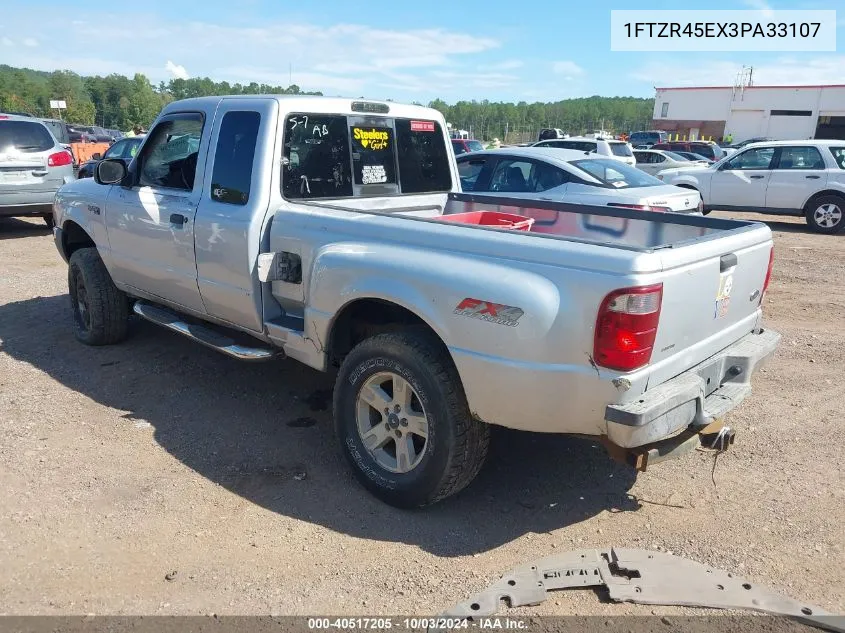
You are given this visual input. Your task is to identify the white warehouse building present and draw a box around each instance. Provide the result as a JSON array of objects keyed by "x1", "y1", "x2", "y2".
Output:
[{"x1": 651, "y1": 84, "x2": 845, "y2": 143}]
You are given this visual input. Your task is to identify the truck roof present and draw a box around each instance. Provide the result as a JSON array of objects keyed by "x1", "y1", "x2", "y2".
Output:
[{"x1": 160, "y1": 95, "x2": 444, "y2": 121}]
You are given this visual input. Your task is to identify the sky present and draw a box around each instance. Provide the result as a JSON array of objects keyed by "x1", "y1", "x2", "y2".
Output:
[{"x1": 0, "y1": 0, "x2": 842, "y2": 104}]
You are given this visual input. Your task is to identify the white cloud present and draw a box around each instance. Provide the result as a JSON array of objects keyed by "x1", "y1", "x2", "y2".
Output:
[
  {"x1": 0, "y1": 10, "x2": 501, "y2": 100},
  {"x1": 430, "y1": 70, "x2": 517, "y2": 88},
  {"x1": 165, "y1": 60, "x2": 189, "y2": 80},
  {"x1": 552, "y1": 60, "x2": 584, "y2": 79},
  {"x1": 742, "y1": 0, "x2": 775, "y2": 17},
  {"x1": 23, "y1": 37, "x2": 38, "y2": 47},
  {"x1": 631, "y1": 56, "x2": 845, "y2": 87},
  {"x1": 1, "y1": 37, "x2": 13, "y2": 47},
  {"x1": 478, "y1": 59, "x2": 523, "y2": 71}
]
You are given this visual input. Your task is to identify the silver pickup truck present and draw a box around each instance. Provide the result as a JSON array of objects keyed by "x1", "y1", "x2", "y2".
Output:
[{"x1": 51, "y1": 96, "x2": 779, "y2": 507}]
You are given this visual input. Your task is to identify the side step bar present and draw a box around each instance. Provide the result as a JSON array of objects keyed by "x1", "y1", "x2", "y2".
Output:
[{"x1": 133, "y1": 302, "x2": 282, "y2": 362}]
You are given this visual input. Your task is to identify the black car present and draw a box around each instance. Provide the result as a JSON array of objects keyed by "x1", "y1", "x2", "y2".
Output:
[
  {"x1": 77, "y1": 135, "x2": 144, "y2": 178},
  {"x1": 65, "y1": 124, "x2": 97, "y2": 143}
]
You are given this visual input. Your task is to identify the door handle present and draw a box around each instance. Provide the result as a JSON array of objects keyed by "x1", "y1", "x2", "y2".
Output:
[
  {"x1": 169, "y1": 213, "x2": 188, "y2": 226},
  {"x1": 749, "y1": 175, "x2": 765, "y2": 179},
  {"x1": 805, "y1": 175, "x2": 821, "y2": 179}
]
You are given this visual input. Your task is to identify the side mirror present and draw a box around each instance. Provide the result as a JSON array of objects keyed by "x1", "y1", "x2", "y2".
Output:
[
  {"x1": 92, "y1": 152, "x2": 102, "y2": 160},
  {"x1": 95, "y1": 158, "x2": 128, "y2": 185}
]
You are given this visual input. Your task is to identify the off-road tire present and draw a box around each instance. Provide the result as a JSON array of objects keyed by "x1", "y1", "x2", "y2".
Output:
[
  {"x1": 334, "y1": 329, "x2": 490, "y2": 508},
  {"x1": 68, "y1": 247, "x2": 129, "y2": 345}
]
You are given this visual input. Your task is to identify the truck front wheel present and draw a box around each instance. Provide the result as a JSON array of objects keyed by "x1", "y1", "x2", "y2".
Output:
[
  {"x1": 68, "y1": 247, "x2": 130, "y2": 346},
  {"x1": 334, "y1": 330, "x2": 490, "y2": 508}
]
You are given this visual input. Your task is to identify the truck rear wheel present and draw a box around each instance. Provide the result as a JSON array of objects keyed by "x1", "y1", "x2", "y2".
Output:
[
  {"x1": 68, "y1": 247, "x2": 130, "y2": 346},
  {"x1": 334, "y1": 330, "x2": 490, "y2": 508}
]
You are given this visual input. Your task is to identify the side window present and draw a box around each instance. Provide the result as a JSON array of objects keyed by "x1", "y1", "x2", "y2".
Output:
[
  {"x1": 103, "y1": 140, "x2": 127, "y2": 159},
  {"x1": 453, "y1": 143, "x2": 466, "y2": 155},
  {"x1": 725, "y1": 147, "x2": 776, "y2": 170},
  {"x1": 138, "y1": 113, "x2": 204, "y2": 190},
  {"x1": 458, "y1": 159, "x2": 486, "y2": 191},
  {"x1": 776, "y1": 146, "x2": 825, "y2": 170},
  {"x1": 395, "y1": 119, "x2": 452, "y2": 194},
  {"x1": 490, "y1": 159, "x2": 532, "y2": 192},
  {"x1": 653, "y1": 154, "x2": 666, "y2": 163},
  {"x1": 532, "y1": 162, "x2": 568, "y2": 192},
  {"x1": 634, "y1": 152, "x2": 646, "y2": 163},
  {"x1": 830, "y1": 147, "x2": 845, "y2": 169},
  {"x1": 283, "y1": 114, "x2": 352, "y2": 199},
  {"x1": 210, "y1": 111, "x2": 261, "y2": 205}
]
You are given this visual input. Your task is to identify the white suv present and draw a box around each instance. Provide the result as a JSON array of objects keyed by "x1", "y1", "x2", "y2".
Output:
[
  {"x1": 659, "y1": 140, "x2": 845, "y2": 234},
  {"x1": 532, "y1": 136, "x2": 636, "y2": 167}
]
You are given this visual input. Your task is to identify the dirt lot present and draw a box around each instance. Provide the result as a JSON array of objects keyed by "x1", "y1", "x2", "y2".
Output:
[{"x1": 0, "y1": 212, "x2": 843, "y2": 617}]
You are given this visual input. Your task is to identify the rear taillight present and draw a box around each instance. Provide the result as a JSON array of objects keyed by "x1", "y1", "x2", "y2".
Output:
[
  {"x1": 761, "y1": 246, "x2": 774, "y2": 304},
  {"x1": 607, "y1": 203, "x2": 671, "y2": 213},
  {"x1": 594, "y1": 284, "x2": 663, "y2": 372},
  {"x1": 47, "y1": 150, "x2": 72, "y2": 167}
]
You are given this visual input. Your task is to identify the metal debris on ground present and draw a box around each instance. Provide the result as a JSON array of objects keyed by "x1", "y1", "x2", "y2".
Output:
[{"x1": 438, "y1": 548, "x2": 842, "y2": 632}]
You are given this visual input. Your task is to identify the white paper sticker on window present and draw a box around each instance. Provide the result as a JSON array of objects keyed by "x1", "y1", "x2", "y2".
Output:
[{"x1": 362, "y1": 164, "x2": 387, "y2": 184}]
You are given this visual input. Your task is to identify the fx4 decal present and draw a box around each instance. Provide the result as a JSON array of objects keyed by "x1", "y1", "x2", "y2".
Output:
[{"x1": 454, "y1": 298, "x2": 524, "y2": 327}]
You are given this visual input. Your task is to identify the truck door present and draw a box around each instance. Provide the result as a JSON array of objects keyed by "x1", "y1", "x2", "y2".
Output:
[
  {"x1": 104, "y1": 111, "x2": 208, "y2": 314},
  {"x1": 193, "y1": 98, "x2": 277, "y2": 332}
]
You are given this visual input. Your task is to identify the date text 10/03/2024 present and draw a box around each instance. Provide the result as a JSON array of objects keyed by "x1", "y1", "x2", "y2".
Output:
[{"x1": 307, "y1": 618, "x2": 528, "y2": 630}]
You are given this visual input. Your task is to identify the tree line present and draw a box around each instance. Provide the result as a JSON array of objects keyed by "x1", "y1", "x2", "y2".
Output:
[{"x1": 0, "y1": 64, "x2": 655, "y2": 139}]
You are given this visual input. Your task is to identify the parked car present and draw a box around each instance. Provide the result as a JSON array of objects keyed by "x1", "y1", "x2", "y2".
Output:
[
  {"x1": 52, "y1": 95, "x2": 777, "y2": 508},
  {"x1": 0, "y1": 113, "x2": 74, "y2": 227},
  {"x1": 458, "y1": 147, "x2": 702, "y2": 213},
  {"x1": 532, "y1": 136, "x2": 636, "y2": 166},
  {"x1": 728, "y1": 137, "x2": 773, "y2": 150},
  {"x1": 76, "y1": 135, "x2": 144, "y2": 178},
  {"x1": 451, "y1": 138, "x2": 485, "y2": 155},
  {"x1": 38, "y1": 118, "x2": 77, "y2": 166},
  {"x1": 66, "y1": 125, "x2": 97, "y2": 143},
  {"x1": 659, "y1": 140, "x2": 845, "y2": 233},
  {"x1": 633, "y1": 149, "x2": 702, "y2": 176},
  {"x1": 629, "y1": 130, "x2": 668, "y2": 148},
  {"x1": 653, "y1": 141, "x2": 725, "y2": 162},
  {"x1": 673, "y1": 151, "x2": 714, "y2": 164}
]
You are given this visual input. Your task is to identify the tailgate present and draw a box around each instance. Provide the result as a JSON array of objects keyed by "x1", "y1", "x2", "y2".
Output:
[
  {"x1": 646, "y1": 223, "x2": 773, "y2": 387},
  {"x1": 0, "y1": 155, "x2": 56, "y2": 194}
]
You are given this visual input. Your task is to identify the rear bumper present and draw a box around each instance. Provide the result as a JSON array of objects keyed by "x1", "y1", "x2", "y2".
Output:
[
  {"x1": 605, "y1": 327, "x2": 781, "y2": 448},
  {"x1": 0, "y1": 190, "x2": 58, "y2": 216}
]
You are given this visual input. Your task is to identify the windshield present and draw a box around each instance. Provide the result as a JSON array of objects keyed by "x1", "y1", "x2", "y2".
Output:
[
  {"x1": 609, "y1": 142, "x2": 633, "y2": 157},
  {"x1": 571, "y1": 158, "x2": 663, "y2": 189},
  {"x1": 0, "y1": 120, "x2": 55, "y2": 153},
  {"x1": 466, "y1": 140, "x2": 484, "y2": 152},
  {"x1": 663, "y1": 151, "x2": 689, "y2": 161}
]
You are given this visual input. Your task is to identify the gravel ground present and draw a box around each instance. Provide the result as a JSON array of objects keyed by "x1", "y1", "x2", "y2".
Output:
[{"x1": 0, "y1": 212, "x2": 842, "y2": 617}]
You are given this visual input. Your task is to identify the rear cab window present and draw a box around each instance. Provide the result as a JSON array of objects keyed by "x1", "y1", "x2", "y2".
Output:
[
  {"x1": 283, "y1": 114, "x2": 451, "y2": 199},
  {"x1": 0, "y1": 120, "x2": 55, "y2": 152}
]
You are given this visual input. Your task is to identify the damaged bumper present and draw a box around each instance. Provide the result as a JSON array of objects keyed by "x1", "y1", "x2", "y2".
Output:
[{"x1": 604, "y1": 328, "x2": 780, "y2": 450}]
